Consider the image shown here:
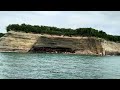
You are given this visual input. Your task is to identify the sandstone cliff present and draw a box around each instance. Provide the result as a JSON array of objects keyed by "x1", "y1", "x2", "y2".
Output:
[
  {"x1": 0, "y1": 31, "x2": 39, "y2": 52},
  {"x1": 0, "y1": 31, "x2": 120, "y2": 55}
]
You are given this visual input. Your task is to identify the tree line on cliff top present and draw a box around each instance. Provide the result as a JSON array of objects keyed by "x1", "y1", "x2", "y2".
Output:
[{"x1": 6, "y1": 23, "x2": 120, "y2": 42}]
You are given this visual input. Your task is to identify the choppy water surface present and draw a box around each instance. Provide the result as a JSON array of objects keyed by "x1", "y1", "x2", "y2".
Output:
[{"x1": 0, "y1": 53, "x2": 120, "y2": 79}]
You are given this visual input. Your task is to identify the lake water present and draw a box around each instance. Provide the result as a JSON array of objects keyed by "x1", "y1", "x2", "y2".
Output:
[{"x1": 0, "y1": 52, "x2": 120, "y2": 79}]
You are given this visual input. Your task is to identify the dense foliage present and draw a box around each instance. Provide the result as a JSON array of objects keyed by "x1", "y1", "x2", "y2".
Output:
[
  {"x1": 6, "y1": 24, "x2": 120, "y2": 42},
  {"x1": 0, "y1": 33, "x2": 4, "y2": 37}
]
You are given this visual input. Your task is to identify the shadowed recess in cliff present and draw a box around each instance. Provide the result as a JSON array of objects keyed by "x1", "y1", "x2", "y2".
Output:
[
  {"x1": 30, "y1": 47, "x2": 74, "y2": 53},
  {"x1": 29, "y1": 36, "x2": 75, "y2": 53}
]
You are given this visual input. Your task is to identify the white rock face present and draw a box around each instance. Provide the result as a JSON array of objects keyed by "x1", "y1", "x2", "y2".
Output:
[{"x1": 101, "y1": 40, "x2": 120, "y2": 55}]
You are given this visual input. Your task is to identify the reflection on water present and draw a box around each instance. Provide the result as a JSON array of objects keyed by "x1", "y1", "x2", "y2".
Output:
[{"x1": 0, "y1": 52, "x2": 120, "y2": 79}]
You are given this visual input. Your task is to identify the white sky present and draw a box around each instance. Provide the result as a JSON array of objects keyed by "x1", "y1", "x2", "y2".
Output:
[{"x1": 0, "y1": 11, "x2": 120, "y2": 35}]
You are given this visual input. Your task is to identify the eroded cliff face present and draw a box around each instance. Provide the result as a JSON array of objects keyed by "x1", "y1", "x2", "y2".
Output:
[
  {"x1": 101, "y1": 40, "x2": 120, "y2": 55},
  {"x1": 30, "y1": 36, "x2": 103, "y2": 55},
  {"x1": 0, "y1": 31, "x2": 39, "y2": 52},
  {"x1": 0, "y1": 31, "x2": 120, "y2": 55}
]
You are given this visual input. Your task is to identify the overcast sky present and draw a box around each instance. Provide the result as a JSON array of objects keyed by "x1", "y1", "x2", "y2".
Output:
[{"x1": 0, "y1": 11, "x2": 120, "y2": 35}]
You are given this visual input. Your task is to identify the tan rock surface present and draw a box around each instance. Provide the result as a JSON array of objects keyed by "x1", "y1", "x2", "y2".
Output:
[{"x1": 0, "y1": 31, "x2": 120, "y2": 55}]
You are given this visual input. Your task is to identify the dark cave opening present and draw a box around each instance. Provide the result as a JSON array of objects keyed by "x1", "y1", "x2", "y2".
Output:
[{"x1": 30, "y1": 47, "x2": 75, "y2": 53}]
